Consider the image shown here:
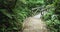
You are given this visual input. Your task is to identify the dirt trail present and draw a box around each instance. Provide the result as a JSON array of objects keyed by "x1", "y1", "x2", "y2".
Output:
[{"x1": 23, "y1": 12, "x2": 48, "y2": 32}]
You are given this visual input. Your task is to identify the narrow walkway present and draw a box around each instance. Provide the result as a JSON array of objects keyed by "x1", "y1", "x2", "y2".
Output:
[{"x1": 23, "y1": 11, "x2": 48, "y2": 32}]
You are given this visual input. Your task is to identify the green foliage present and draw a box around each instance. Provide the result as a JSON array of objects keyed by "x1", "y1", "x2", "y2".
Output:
[
  {"x1": 0, "y1": 0, "x2": 44, "y2": 32},
  {"x1": 1, "y1": 0, "x2": 60, "y2": 32},
  {"x1": 0, "y1": 0, "x2": 17, "y2": 8},
  {"x1": 43, "y1": 0, "x2": 60, "y2": 32},
  {"x1": 44, "y1": 0, "x2": 54, "y2": 5}
]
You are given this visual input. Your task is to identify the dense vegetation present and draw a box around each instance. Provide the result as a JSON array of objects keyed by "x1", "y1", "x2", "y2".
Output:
[
  {"x1": 43, "y1": 0, "x2": 60, "y2": 32},
  {"x1": 0, "y1": 0, "x2": 60, "y2": 32}
]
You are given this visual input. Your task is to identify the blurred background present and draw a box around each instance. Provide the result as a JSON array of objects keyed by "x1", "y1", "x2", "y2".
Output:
[{"x1": 0, "y1": 0, "x2": 60, "y2": 32}]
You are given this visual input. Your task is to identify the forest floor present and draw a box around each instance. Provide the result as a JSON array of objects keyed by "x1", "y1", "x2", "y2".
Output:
[{"x1": 22, "y1": 11, "x2": 48, "y2": 32}]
